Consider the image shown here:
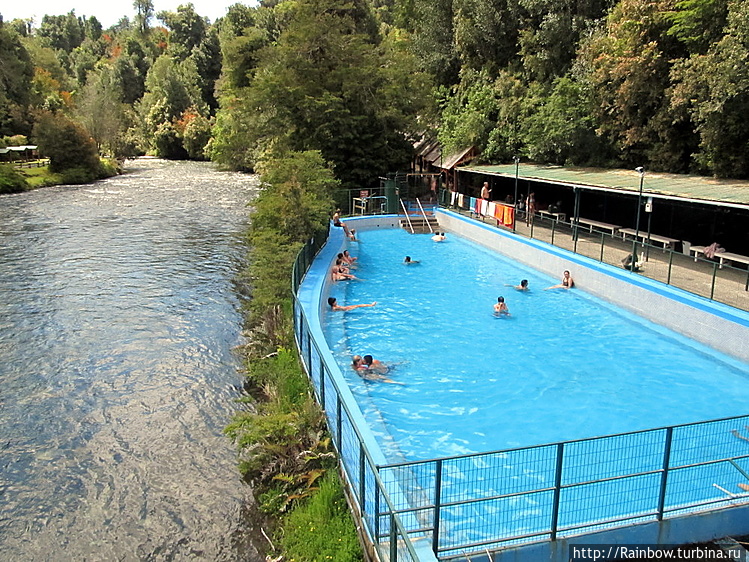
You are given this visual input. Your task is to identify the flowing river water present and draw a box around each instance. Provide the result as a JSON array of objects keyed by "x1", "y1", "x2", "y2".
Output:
[{"x1": 0, "y1": 159, "x2": 262, "y2": 561}]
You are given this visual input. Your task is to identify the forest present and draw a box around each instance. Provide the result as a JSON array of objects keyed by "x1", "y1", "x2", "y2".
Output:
[{"x1": 1, "y1": 0, "x2": 748, "y2": 184}]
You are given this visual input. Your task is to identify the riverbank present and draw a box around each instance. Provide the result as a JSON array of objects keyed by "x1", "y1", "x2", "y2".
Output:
[
  {"x1": 226, "y1": 151, "x2": 363, "y2": 561},
  {"x1": 0, "y1": 157, "x2": 122, "y2": 193}
]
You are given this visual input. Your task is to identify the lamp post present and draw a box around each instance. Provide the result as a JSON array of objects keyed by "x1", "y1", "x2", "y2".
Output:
[
  {"x1": 633, "y1": 167, "x2": 645, "y2": 267},
  {"x1": 513, "y1": 156, "x2": 520, "y2": 232}
]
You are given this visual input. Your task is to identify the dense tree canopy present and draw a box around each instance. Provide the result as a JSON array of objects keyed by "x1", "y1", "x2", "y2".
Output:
[{"x1": 0, "y1": 0, "x2": 748, "y2": 177}]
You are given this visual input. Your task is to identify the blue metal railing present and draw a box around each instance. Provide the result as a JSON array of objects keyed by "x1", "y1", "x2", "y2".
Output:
[{"x1": 291, "y1": 226, "x2": 749, "y2": 560}]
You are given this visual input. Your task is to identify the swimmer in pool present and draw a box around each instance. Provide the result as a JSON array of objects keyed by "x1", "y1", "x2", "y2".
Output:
[
  {"x1": 404, "y1": 256, "x2": 420, "y2": 264},
  {"x1": 505, "y1": 279, "x2": 529, "y2": 291},
  {"x1": 327, "y1": 297, "x2": 376, "y2": 311},
  {"x1": 353, "y1": 354, "x2": 401, "y2": 383},
  {"x1": 363, "y1": 354, "x2": 388, "y2": 374},
  {"x1": 545, "y1": 270, "x2": 574, "y2": 290},
  {"x1": 493, "y1": 296, "x2": 510, "y2": 316}
]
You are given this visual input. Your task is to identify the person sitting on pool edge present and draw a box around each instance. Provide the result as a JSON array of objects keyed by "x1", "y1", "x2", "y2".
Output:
[
  {"x1": 505, "y1": 279, "x2": 529, "y2": 291},
  {"x1": 404, "y1": 256, "x2": 420, "y2": 264},
  {"x1": 493, "y1": 296, "x2": 511, "y2": 316},
  {"x1": 331, "y1": 259, "x2": 356, "y2": 281},
  {"x1": 545, "y1": 270, "x2": 574, "y2": 290},
  {"x1": 327, "y1": 297, "x2": 376, "y2": 311}
]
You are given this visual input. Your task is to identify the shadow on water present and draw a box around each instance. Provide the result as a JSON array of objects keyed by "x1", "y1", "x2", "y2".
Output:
[{"x1": 0, "y1": 159, "x2": 263, "y2": 561}]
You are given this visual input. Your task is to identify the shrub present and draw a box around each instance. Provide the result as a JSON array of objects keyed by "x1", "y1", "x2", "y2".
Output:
[
  {"x1": 0, "y1": 164, "x2": 29, "y2": 193},
  {"x1": 32, "y1": 111, "x2": 101, "y2": 174}
]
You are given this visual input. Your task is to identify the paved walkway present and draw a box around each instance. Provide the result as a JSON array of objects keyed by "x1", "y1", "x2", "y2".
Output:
[{"x1": 456, "y1": 208, "x2": 749, "y2": 312}]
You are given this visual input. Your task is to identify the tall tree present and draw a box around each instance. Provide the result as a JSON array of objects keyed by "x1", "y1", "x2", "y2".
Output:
[
  {"x1": 212, "y1": 0, "x2": 430, "y2": 187},
  {"x1": 158, "y1": 3, "x2": 207, "y2": 60},
  {"x1": 133, "y1": 0, "x2": 155, "y2": 35},
  {"x1": 670, "y1": 0, "x2": 749, "y2": 177},
  {"x1": 0, "y1": 21, "x2": 34, "y2": 135},
  {"x1": 577, "y1": 0, "x2": 693, "y2": 170}
]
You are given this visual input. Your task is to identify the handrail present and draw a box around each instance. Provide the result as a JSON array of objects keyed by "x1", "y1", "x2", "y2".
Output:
[
  {"x1": 415, "y1": 198, "x2": 434, "y2": 233},
  {"x1": 294, "y1": 297, "x2": 423, "y2": 560},
  {"x1": 400, "y1": 199, "x2": 414, "y2": 234}
]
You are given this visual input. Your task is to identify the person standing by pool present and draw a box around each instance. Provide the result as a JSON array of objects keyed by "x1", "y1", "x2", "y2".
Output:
[
  {"x1": 481, "y1": 182, "x2": 492, "y2": 201},
  {"x1": 493, "y1": 296, "x2": 511, "y2": 316},
  {"x1": 545, "y1": 270, "x2": 574, "y2": 290},
  {"x1": 525, "y1": 192, "x2": 536, "y2": 225},
  {"x1": 328, "y1": 297, "x2": 376, "y2": 311}
]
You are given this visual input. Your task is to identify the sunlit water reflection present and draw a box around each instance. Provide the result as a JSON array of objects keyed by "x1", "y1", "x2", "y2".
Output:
[{"x1": 0, "y1": 159, "x2": 261, "y2": 561}]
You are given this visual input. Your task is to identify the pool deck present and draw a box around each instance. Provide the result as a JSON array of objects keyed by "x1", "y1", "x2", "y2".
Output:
[{"x1": 484, "y1": 210, "x2": 749, "y2": 312}]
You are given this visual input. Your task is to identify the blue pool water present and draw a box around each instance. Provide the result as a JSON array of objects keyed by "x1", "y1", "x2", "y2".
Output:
[{"x1": 323, "y1": 229, "x2": 749, "y2": 463}]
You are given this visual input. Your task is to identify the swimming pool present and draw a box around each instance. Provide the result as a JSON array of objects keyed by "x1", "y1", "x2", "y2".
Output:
[{"x1": 323, "y1": 228, "x2": 749, "y2": 463}]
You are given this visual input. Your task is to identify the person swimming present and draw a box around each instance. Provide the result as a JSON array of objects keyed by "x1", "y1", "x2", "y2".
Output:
[
  {"x1": 328, "y1": 297, "x2": 376, "y2": 311},
  {"x1": 493, "y1": 296, "x2": 511, "y2": 316},
  {"x1": 404, "y1": 256, "x2": 420, "y2": 264},
  {"x1": 505, "y1": 279, "x2": 529, "y2": 291}
]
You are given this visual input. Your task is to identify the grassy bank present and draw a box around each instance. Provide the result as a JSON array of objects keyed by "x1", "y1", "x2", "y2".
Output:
[
  {"x1": 226, "y1": 151, "x2": 363, "y2": 561},
  {"x1": 0, "y1": 158, "x2": 122, "y2": 194}
]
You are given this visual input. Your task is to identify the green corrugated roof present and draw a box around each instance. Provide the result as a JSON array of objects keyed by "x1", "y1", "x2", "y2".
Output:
[{"x1": 460, "y1": 163, "x2": 749, "y2": 209}]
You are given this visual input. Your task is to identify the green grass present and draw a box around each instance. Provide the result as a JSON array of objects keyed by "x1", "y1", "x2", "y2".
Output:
[{"x1": 279, "y1": 471, "x2": 364, "y2": 562}]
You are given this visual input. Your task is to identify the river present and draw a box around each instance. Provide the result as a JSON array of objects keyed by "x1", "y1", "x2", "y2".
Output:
[{"x1": 0, "y1": 159, "x2": 262, "y2": 561}]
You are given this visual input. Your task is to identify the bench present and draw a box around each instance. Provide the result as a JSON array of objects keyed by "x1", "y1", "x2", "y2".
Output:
[
  {"x1": 538, "y1": 210, "x2": 567, "y2": 223},
  {"x1": 689, "y1": 245, "x2": 706, "y2": 261},
  {"x1": 692, "y1": 248, "x2": 749, "y2": 269},
  {"x1": 577, "y1": 218, "x2": 621, "y2": 235},
  {"x1": 619, "y1": 228, "x2": 679, "y2": 251}
]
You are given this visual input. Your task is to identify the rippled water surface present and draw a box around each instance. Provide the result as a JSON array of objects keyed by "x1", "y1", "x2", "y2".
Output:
[{"x1": 0, "y1": 159, "x2": 260, "y2": 561}]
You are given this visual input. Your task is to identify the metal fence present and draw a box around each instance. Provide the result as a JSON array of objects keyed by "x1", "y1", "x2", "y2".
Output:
[
  {"x1": 441, "y1": 193, "x2": 749, "y2": 312},
  {"x1": 292, "y1": 223, "x2": 749, "y2": 561}
]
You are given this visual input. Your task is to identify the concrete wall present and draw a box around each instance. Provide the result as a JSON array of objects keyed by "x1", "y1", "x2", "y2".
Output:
[{"x1": 437, "y1": 209, "x2": 749, "y2": 364}]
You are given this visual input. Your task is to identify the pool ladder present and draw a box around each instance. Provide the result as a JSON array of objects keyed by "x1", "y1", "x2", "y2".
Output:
[{"x1": 399, "y1": 198, "x2": 439, "y2": 234}]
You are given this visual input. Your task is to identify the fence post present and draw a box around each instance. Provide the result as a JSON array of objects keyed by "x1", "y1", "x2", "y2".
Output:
[
  {"x1": 306, "y1": 330, "x2": 312, "y2": 371},
  {"x1": 359, "y1": 443, "x2": 366, "y2": 512},
  {"x1": 550, "y1": 443, "x2": 565, "y2": 540},
  {"x1": 551, "y1": 221, "x2": 556, "y2": 246},
  {"x1": 375, "y1": 477, "x2": 381, "y2": 543},
  {"x1": 390, "y1": 513, "x2": 398, "y2": 562},
  {"x1": 432, "y1": 459, "x2": 443, "y2": 555},
  {"x1": 599, "y1": 232, "x2": 605, "y2": 263},
  {"x1": 666, "y1": 250, "x2": 674, "y2": 286},
  {"x1": 319, "y1": 359, "x2": 326, "y2": 408},
  {"x1": 336, "y1": 395, "x2": 343, "y2": 452},
  {"x1": 657, "y1": 427, "x2": 674, "y2": 520},
  {"x1": 710, "y1": 263, "x2": 718, "y2": 301}
]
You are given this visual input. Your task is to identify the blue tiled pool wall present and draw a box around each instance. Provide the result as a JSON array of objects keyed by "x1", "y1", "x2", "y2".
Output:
[
  {"x1": 295, "y1": 216, "x2": 749, "y2": 561},
  {"x1": 436, "y1": 209, "x2": 749, "y2": 364},
  {"x1": 294, "y1": 219, "x2": 435, "y2": 562}
]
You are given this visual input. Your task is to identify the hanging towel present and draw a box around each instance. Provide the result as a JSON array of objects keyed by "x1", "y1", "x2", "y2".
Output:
[
  {"x1": 487, "y1": 202, "x2": 496, "y2": 219},
  {"x1": 504, "y1": 206, "x2": 515, "y2": 227},
  {"x1": 494, "y1": 204, "x2": 504, "y2": 221},
  {"x1": 481, "y1": 199, "x2": 489, "y2": 216}
]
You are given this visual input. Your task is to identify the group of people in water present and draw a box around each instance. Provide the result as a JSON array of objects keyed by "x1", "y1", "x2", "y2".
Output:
[
  {"x1": 493, "y1": 270, "x2": 575, "y2": 316},
  {"x1": 328, "y1": 215, "x2": 575, "y2": 381}
]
